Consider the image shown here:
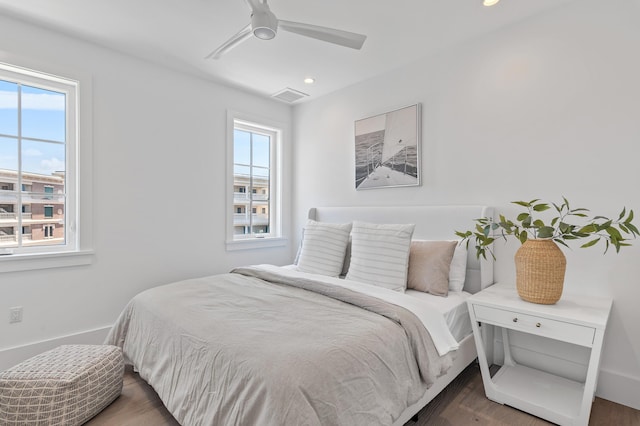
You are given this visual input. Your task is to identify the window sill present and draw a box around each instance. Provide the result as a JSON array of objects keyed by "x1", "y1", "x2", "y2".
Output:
[
  {"x1": 0, "y1": 250, "x2": 94, "y2": 273},
  {"x1": 226, "y1": 237, "x2": 287, "y2": 251}
]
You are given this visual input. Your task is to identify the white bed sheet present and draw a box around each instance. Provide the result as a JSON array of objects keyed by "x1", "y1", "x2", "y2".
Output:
[
  {"x1": 404, "y1": 290, "x2": 472, "y2": 342},
  {"x1": 283, "y1": 264, "x2": 472, "y2": 345},
  {"x1": 268, "y1": 264, "x2": 459, "y2": 355}
]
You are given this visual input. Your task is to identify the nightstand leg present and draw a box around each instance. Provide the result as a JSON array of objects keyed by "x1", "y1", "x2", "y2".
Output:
[
  {"x1": 577, "y1": 330, "x2": 606, "y2": 425},
  {"x1": 470, "y1": 320, "x2": 499, "y2": 402}
]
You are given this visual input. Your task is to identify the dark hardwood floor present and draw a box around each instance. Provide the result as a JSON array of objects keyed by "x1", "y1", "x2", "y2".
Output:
[{"x1": 85, "y1": 364, "x2": 640, "y2": 425}]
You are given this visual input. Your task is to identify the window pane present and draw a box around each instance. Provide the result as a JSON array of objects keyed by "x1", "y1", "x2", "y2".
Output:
[
  {"x1": 0, "y1": 136, "x2": 18, "y2": 176},
  {"x1": 21, "y1": 140, "x2": 65, "y2": 178},
  {"x1": 252, "y1": 166, "x2": 269, "y2": 179},
  {"x1": 233, "y1": 130, "x2": 250, "y2": 165},
  {"x1": 0, "y1": 137, "x2": 18, "y2": 247},
  {"x1": 234, "y1": 164, "x2": 250, "y2": 177},
  {"x1": 0, "y1": 189, "x2": 18, "y2": 249},
  {"x1": 0, "y1": 80, "x2": 18, "y2": 137},
  {"x1": 22, "y1": 152, "x2": 66, "y2": 248},
  {"x1": 0, "y1": 227, "x2": 18, "y2": 248},
  {"x1": 252, "y1": 134, "x2": 270, "y2": 168},
  {"x1": 21, "y1": 85, "x2": 66, "y2": 142}
]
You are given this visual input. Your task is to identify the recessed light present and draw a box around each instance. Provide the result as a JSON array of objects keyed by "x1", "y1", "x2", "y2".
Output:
[
  {"x1": 483, "y1": 0, "x2": 500, "y2": 6},
  {"x1": 303, "y1": 77, "x2": 315, "y2": 84}
]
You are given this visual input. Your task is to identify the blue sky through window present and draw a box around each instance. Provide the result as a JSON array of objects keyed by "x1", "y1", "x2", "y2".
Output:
[
  {"x1": 233, "y1": 129, "x2": 270, "y2": 178},
  {"x1": 0, "y1": 79, "x2": 66, "y2": 177}
]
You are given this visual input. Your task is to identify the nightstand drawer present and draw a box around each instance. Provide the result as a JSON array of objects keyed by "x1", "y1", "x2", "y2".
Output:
[{"x1": 473, "y1": 304, "x2": 595, "y2": 347}]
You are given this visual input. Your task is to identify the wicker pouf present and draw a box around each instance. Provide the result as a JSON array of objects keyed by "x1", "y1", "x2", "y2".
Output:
[{"x1": 0, "y1": 344, "x2": 124, "y2": 426}]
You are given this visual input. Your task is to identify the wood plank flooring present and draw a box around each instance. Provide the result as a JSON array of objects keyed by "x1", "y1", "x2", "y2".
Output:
[{"x1": 85, "y1": 364, "x2": 640, "y2": 425}]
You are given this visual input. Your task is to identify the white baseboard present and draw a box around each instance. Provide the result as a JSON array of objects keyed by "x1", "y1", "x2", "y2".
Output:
[
  {"x1": 0, "y1": 326, "x2": 111, "y2": 372},
  {"x1": 597, "y1": 368, "x2": 640, "y2": 410}
]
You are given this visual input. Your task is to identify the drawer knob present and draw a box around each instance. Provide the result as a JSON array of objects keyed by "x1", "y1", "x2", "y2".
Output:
[
  {"x1": 513, "y1": 317, "x2": 518, "y2": 323},
  {"x1": 536, "y1": 322, "x2": 541, "y2": 328}
]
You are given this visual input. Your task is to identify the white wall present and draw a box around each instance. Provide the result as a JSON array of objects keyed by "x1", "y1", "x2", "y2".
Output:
[
  {"x1": 292, "y1": 0, "x2": 640, "y2": 409},
  {"x1": 0, "y1": 14, "x2": 293, "y2": 367}
]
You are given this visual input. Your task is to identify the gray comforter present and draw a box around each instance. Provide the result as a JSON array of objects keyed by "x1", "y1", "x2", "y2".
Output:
[{"x1": 105, "y1": 265, "x2": 454, "y2": 426}]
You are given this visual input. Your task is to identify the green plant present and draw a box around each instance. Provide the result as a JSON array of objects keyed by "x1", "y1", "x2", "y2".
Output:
[{"x1": 455, "y1": 197, "x2": 639, "y2": 260}]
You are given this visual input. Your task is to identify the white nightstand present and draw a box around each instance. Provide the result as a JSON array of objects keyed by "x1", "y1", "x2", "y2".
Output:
[{"x1": 467, "y1": 283, "x2": 612, "y2": 426}]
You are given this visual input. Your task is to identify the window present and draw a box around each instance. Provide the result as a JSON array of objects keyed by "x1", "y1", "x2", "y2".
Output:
[
  {"x1": 44, "y1": 185, "x2": 54, "y2": 199},
  {"x1": 0, "y1": 62, "x2": 81, "y2": 262},
  {"x1": 43, "y1": 225, "x2": 54, "y2": 238},
  {"x1": 226, "y1": 113, "x2": 283, "y2": 249}
]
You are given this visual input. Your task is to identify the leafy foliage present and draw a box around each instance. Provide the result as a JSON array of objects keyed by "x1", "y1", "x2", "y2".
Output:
[{"x1": 455, "y1": 197, "x2": 639, "y2": 260}]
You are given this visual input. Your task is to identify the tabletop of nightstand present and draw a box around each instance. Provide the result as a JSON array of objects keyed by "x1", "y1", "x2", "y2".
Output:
[{"x1": 468, "y1": 282, "x2": 612, "y2": 330}]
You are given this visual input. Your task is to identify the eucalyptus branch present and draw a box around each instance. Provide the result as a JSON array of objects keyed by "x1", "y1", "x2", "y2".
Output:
[{"x1": 455, "y1": 197, "x2": 639, "y2": 260}]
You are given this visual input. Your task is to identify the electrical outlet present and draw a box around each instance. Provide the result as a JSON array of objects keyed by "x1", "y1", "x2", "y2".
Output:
[{"x1": 9, "y1": 306, "x2": 22, "y2": 324}]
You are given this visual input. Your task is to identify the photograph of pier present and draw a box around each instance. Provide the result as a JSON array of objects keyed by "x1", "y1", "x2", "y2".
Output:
[{"x1": 354, "y1": 104, "x2": 420, "y2": 190}]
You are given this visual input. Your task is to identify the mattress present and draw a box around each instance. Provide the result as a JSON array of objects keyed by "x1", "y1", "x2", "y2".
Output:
[{"x1": 404, "y1": 290, "x2": 472, "y2": 342}]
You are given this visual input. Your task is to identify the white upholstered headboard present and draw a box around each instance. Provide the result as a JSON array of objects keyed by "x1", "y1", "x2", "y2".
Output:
[{"x1": 308, "y1": 205, "x2": 494, "y2": 294}]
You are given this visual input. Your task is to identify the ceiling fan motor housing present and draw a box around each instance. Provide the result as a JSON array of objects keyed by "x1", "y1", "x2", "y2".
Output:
[{"x1": 251, "y1": 8, "x2": 278, "y2": 40}]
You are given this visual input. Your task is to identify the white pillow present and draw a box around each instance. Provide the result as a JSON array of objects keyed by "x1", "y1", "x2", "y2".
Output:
[
  {"x1": 296, "y1": 220, "x2": 352, "y2": 277},
  {"x1": 449, "y1": 243, "x2": 468, "y2": 292},
  {"x1": 346, "y1": 221, "x2": 415, "y2": 292}
]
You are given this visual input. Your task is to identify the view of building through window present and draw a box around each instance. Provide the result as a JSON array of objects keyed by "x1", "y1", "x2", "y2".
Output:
[
  {"x1": 0, "y1": 76, "x2": 67, "y2": 249},
  {"x1": 233, "y1": 124, "x2": 271, "y2": 237}
]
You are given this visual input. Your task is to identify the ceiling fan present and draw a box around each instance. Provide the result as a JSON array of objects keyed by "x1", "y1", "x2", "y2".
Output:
[{"x1": 206, "y1": 0, "x2": 367, "y2": 60}]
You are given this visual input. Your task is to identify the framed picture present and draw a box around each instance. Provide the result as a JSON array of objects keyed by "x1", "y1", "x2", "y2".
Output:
[{"x1": 354, "y1": 103, "x2": 421, "y2": 190}]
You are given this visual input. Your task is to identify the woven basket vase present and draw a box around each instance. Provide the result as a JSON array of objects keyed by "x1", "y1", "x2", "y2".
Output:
[{"x1": 514, "y1": 239, "x2": 566, "y2": 304}]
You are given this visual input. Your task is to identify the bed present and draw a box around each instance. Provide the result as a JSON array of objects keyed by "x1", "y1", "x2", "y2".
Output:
[{"x1": 105, "y1": 205, "x2": 494, "y2": 426}]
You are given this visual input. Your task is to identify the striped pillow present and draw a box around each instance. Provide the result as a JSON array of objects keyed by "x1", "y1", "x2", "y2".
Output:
[
  {"x1": 346, "y1": 221, "x2": 415, "y2": 292},
  {"x1": 297, "y1": 220, "x2": 352, "y2": 277}
]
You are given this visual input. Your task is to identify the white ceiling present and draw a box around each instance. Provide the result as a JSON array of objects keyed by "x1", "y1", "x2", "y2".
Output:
[{"x1": 0, "y1": 0, "x2": 578, "y2": 103}]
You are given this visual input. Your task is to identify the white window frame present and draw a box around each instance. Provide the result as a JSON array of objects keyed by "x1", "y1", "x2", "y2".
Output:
[
  {"x1": 0, "y1": 61, "x2": 93, "y2": 272},
  {"x1": 225, "y1": 111, "x2": 284, "y2": 250}
]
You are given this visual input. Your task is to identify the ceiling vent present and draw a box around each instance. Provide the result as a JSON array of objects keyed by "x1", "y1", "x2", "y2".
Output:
[{"x1": 272, "y1": 88, "x2": 309, "y2": 103}]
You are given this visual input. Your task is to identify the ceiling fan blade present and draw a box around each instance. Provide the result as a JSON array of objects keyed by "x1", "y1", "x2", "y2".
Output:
[
  {"x1": 243, "y1": 0, "x2": 261, "y2": 12},
  {"x1": 278, "y1": 20, "x2": 366, "y2": 50},
  {"x1": 205, "y1": 23, "x2": 252, "y2": 60}
]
